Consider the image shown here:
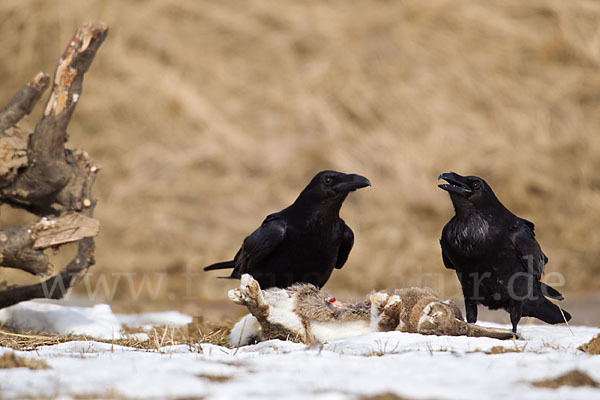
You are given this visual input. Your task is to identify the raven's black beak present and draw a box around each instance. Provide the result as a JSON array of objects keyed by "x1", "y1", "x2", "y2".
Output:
[
  {"x1": 438, "y1": 172, "x2": 472, "y2": 196},
  {"x1": 333, "y1": 174, "x2": 371, "y2": 193}
]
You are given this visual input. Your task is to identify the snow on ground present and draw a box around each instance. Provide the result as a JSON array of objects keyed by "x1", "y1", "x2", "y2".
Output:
[
  {"x1": 0, "y1": 300, "x2": 192, "y2": 339},
  {"x1": 0, "y1": 302, "x2": 599, "y2": 400},
  {"x1": 116, "y1": 310, "x2": 192, "y2": 331}
]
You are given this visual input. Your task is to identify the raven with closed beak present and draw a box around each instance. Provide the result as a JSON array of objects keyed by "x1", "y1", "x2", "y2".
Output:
[
  {"x1": 438, "y1": 172, "x2": 571, "y2": 333},
  {"x1": 204, "y1": 170, "x2": 371, "y2": 289}
]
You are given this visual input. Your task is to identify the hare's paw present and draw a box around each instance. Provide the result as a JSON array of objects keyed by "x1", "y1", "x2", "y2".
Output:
[
  {"x1": 228, "y1": 288, "x2": 245, "y2": 305},
  {"x1": 379, "y1": 295, "x2": 402, "y2": 331},
  {"x1": 240, "y1": 274, "x2": 265, "y2": 305},
  {"x1": 370, "y1": 293, "x2": 401, "y2": 314},
  {"x1": 370, "y1": 292, "x2": 400, "y2": 331},
  {"x1": 384, "y1": 295, "x2": 402, "y2": 315},
  {"x1": 370, "y1": 292, "x2": 390, "y2": 311}
]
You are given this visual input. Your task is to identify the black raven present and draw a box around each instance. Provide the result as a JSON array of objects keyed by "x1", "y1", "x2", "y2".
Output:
[
  {"x1": 204, "y1": 170, "x2": 370, "y2": 289},
  {"x1": 438, "y1": 172, "x2": 571, "y2": 333}
]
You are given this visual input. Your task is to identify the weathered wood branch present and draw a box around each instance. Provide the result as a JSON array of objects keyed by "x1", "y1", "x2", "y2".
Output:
[
  {"x1": 0, "y1": 72, "x2": 50, "y2": 133},
  {"x1": 0, "y1": 238, "x2": 96, "y2": 309},
  {"x1": 1, "y1": 22, "x2": 108, "y2": 216},
  {"x1": 0, "y1": 73, "x2": 51, "y2": 188},
  {"x1": 0, "y1": 186, "x2": 98, "y2": 310},
  {"x1": 0, "y1": 22, "x2": 107, "y2": 310},
  {"x1": 0, "y1": 213, "x2": 99, "y2": 276}
]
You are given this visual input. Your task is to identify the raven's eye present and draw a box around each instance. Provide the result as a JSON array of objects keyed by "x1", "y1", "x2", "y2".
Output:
[
  {"x1": 324, "y1": 176, "x2": 332, "y2": 185},
  {"x1": 472, "y1": 181, "x2": 481, "y2": 190}
]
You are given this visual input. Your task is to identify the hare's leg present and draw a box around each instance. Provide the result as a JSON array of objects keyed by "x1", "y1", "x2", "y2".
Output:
[
  {"x1": 239, "y1": 274, "x2": 270, "y2": 320},
  {"x1": 370, "y1": 292, "x2": 402, "y2": 331},
  {"x1": 228, "y1": 275, "x2": 269, "y2": 346},
  {"x1": 239, "y1": 274, "x2": 309, "y2": 342},
  {"x1": 370, "y1": 292, "x2": 388, "y2": 331},
  {"x1": 463, "y1": 323, "x2": 521, "y2": 340}
]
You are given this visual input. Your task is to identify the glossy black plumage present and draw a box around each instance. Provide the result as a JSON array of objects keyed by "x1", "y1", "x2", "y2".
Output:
[
  {"x1": 438, "y1": 172, "x2": 571, "y2": 333},
  {"x1": 204, "y1": 170, "x2": 370, "y2": 289}
]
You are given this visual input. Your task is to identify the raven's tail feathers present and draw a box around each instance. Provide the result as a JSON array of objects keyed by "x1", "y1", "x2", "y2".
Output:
[
  {"x1": 524, "y1": 297, "x2": 571, "y2": 325},
  {"x1": 203, "y1": 260, "x2": 235, "y2": 271},
  {"x1": 540, "y1": 282, "x2": 564, "y2": 300}
]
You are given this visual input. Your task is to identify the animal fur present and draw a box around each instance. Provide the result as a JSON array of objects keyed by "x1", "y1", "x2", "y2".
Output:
[{"x1": 229, "y1": 274, "x2": 517, "y2": 346}]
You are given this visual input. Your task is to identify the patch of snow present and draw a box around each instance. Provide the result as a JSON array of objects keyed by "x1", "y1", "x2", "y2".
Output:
[
  {"x1": 129, "y1": 332, "x2": 151, "y2": 341},
  {"x1": 1, "y1": 302, "x2": 598, "y2": 399},
  {"x1": 116, "y1": 310, "x2": 192, "y2": 329},
  {"x1": 1, "y1": 323, "x2": 598, "y2": 399},
  {"x1": 0, "y1": 301, "x2": 120, "y2": 339},
  {"x1": 0, "y1": 301, "x2": 192, "y2": 340}
]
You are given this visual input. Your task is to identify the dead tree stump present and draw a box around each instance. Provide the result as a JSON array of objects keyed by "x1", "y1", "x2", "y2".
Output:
[{"x1": 0, "y1": 22, "x2": 108, "y2": 309}]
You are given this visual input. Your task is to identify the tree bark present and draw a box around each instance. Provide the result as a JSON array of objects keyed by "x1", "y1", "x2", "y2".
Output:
[{"x1": 0, "y1": 22, "x2": 108, "y2": 310}]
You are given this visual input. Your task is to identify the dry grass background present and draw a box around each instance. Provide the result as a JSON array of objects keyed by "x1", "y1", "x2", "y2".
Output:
[{"x1": 0, "y1": 0, "x2": 599, "y2": 319}]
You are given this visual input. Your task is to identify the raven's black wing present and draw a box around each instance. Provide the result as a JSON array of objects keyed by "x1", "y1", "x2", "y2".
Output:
[
  {"x1": 509, "y1": 218, "x2": 547, "y2": 280},
  {"x1": 230, "y1": 213, "x2": 287, "y2": 278},
  {"x1": 441, "y1": 249, "x2": 456, "y2": 270},
  {"x1": 440, "y1": 223, "x2": 457, "y2": 270},
  {"x1": 334, "y1": 220, "x2": 354, "y2": 269}
]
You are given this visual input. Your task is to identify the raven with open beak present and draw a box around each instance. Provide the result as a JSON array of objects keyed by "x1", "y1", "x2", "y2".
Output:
[{"x1": 438, "y1": 171, "x2": 570, "y2": 333}]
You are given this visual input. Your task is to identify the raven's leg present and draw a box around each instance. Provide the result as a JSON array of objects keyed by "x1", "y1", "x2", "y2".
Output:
[
  {"x1": 465, "y1": 300, "x2": 478, "y2": 323},
  {"x1": 509, "y1": 300, "x2": 523, "y2": 333},
  {"x1": 458, "y1": 272, "x2": 478, "y2": 323}
]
